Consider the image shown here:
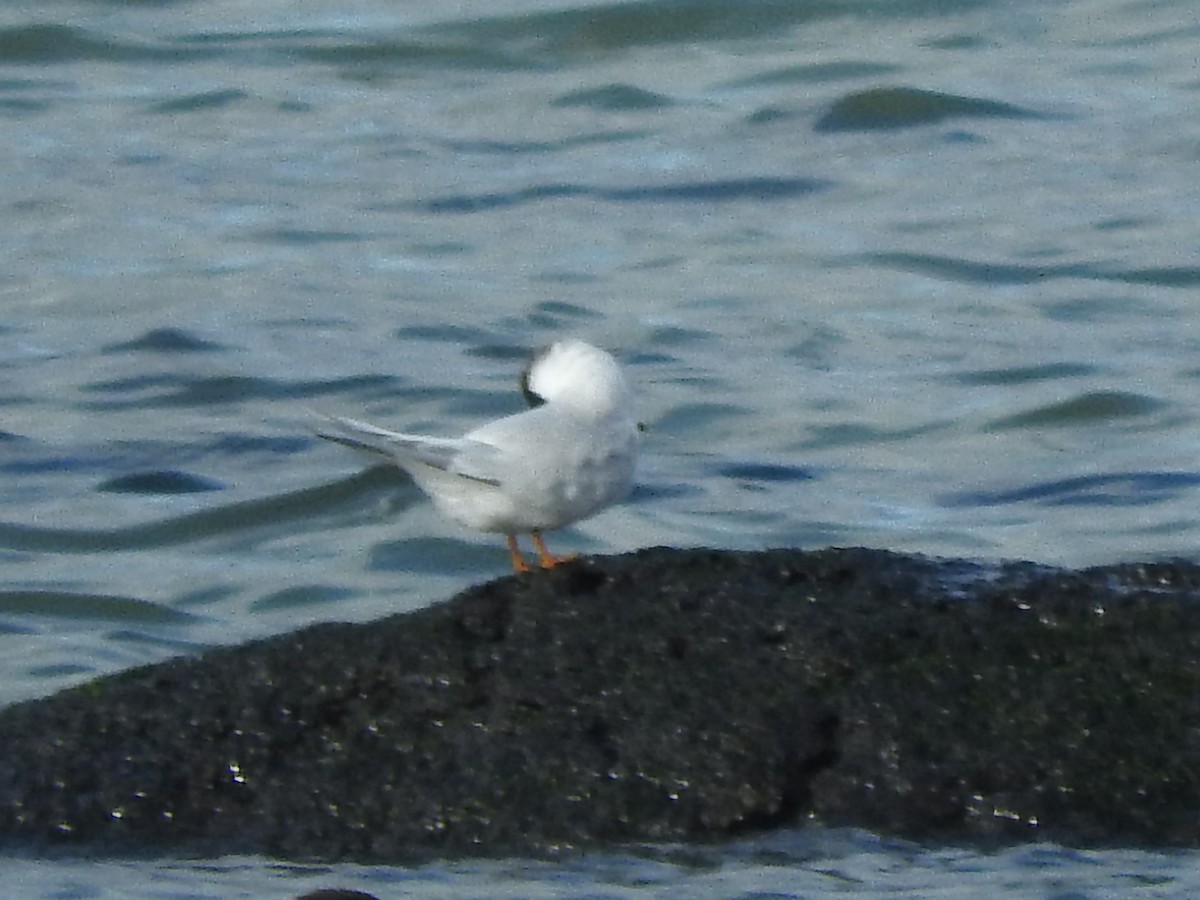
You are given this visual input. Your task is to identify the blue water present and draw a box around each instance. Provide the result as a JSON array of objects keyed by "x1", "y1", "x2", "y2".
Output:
[
  {"x1": 7, "y1": 833, "x2": 1200, "y2": 899},
  {"x1": 3, "y1": 0, "x2": 1200, "y2": 895}
]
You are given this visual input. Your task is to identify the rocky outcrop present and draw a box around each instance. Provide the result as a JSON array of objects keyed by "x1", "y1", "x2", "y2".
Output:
[{"x1": 2, "y1": 547, "x2": 1200, "y2": 861}]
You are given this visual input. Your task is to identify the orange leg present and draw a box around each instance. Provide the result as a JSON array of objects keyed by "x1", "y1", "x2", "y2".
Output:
[
  {"x1": 531, "y1": 530, "x2": 575, "y2": 569},
  {"x1": 506, "y1": 534, "x2": 532, "y2": 573}
]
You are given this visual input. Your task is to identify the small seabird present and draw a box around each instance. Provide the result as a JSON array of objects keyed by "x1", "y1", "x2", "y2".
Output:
[{"x1": 317, "y1": 339, "x2": 639, "y2": 572}]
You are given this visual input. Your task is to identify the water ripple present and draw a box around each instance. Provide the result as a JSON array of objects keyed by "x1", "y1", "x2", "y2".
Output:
[
  {"x1": 287, "y1": 35, "x2": 545, "y2": 74},
  {"x1": 0, "y1": 469, "x2": 408, "y2": 554},
  {"x1": 815, "y1": 86, "x2": 1042, "y2": 131},
  {"x1": 985, "y1": 391, "x2": 1166, "y2": 430},
  {"x1": 0, "y1": 24, "x2": 214, "y2": 64},
  {"x1": 869, "y1": 252, "x2": 1096, "y2": 284},
  {"x1": 716, "y1": 461, "x2": 815, "y2": 484},
  {"x1": 952, "y1": 363, "x2": 1097, "y2": 386},
  {"x1": 148, "y1": 89, "x2": 248, "y2": 115},
  {"x1": 552, "y1": 84, "x2": 674, "y2": 110},
  {"x1": 871, "y1": 252, "x2": 1200, "y2": 288},
  {"x1": 103, "y1": 328, "x2": 226, "y2": 355},
  {"x1": 79, "y1": 373, "x2": 400, "y2": 409},
  {"x1": 946, "y1": 472, "x2": 1200, "y2": 508},
  {"x1": 96, "y1": 471, "x2": 223, "y2": 495},
  {"x1": 420, "y1": 177, "x2": 827, "y2": 214},
  {"x1": 0, "y1": 591, "x2": 195, "y2": 623},
  {"x1": 428, "y1": 0, "x2": 990, "y2": 57}
]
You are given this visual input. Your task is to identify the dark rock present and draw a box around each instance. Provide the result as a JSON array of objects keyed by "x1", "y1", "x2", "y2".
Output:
[{"x1": 2, "y1": 547, "x2": 1200, "y2": 861}]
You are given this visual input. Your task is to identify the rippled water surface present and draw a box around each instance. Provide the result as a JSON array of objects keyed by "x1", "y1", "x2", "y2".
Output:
[
  {"x1": 3, "y1": 0, "x2": 1200, "y2": 895},
  {"x1": 9, "y1": 832, "x2": 1200, "y2": 899}
]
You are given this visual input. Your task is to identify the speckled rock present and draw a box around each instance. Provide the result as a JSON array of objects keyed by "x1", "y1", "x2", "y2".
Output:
[{"x1": 2, "y1": 547, "x2": 1200, "y2": 861}]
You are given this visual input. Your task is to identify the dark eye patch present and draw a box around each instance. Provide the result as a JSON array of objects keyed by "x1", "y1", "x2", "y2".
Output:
[{"x1": 520, "y1": 347, "x2": 550, "y2": 408}]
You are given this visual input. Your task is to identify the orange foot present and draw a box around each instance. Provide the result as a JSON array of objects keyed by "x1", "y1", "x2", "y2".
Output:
[
  {"x1": 531, "y1": 530, "x2": 576, "y2": 569},
  {"x1": 506, "y1": 532, "x2": 577, "y2": 572},
  {"x1": 506, "y1": 534, "x2": 533, "y2": 573}
]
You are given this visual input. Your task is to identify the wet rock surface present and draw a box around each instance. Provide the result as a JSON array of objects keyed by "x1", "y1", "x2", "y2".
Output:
[{"x1": 2, "y1": 546, "x2": 1200, "y2": 861}]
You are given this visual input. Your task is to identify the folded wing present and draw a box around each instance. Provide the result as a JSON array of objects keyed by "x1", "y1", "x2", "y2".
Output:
[{"x1": 314, "y1": 414, "x2": 504, "y2": 486}]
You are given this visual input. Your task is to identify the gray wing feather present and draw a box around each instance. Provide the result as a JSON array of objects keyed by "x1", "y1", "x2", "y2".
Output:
[{"x1": 314, "y1": 413, "x2": 503, "y2": 486}]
